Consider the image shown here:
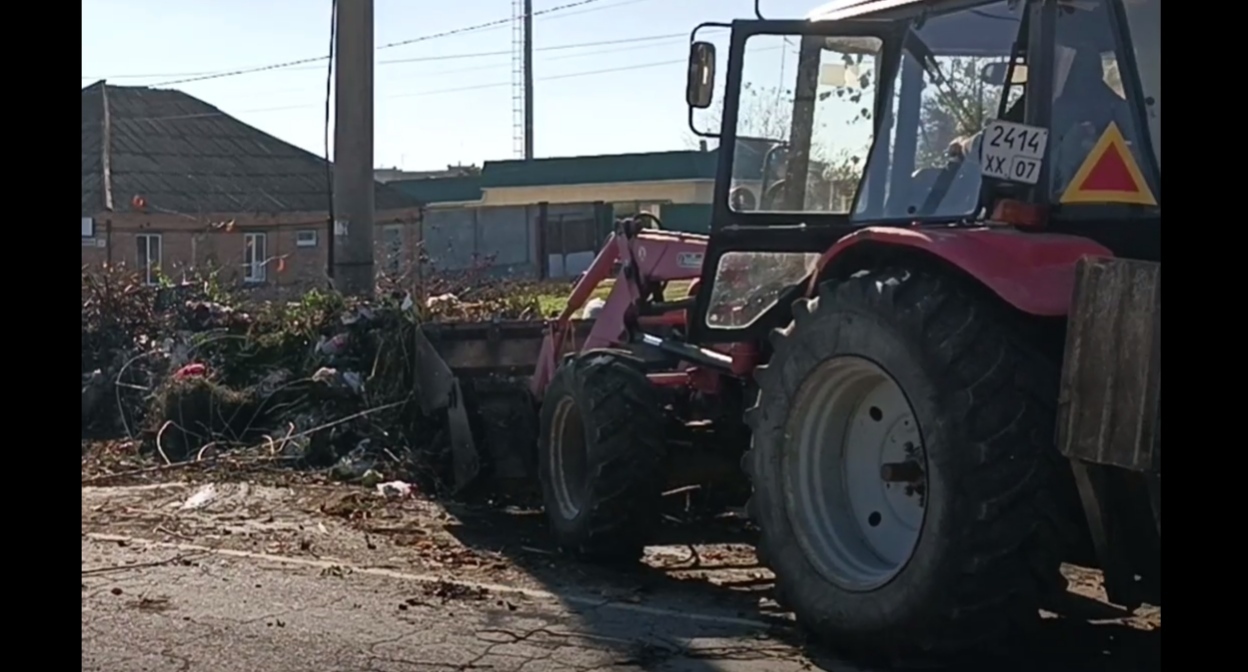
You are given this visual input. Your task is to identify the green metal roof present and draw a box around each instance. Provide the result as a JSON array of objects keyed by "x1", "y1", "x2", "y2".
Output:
[
  {"x1": 389, "y1": 150, "x2": 721, "y2": 205},
  {"x1": 387, "y1": 175, "x2": 484, "y2": 204},
  {"x1": 481, "y1": 150, "x2": 718, "y2": 188}
]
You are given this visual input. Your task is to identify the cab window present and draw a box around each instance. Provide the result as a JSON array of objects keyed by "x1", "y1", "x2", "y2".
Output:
[
  {"x1": 1048, "y1": 0, "x2": 1158, "y2": 203},
  {"x1": 1120, "y1": 0, "x2": 1160, "y2": 169},
  {"x1": 725, "y1": 33, "x2": 884, "y2": 213},
  {"x1": 853, "y1": 0, "x2": 1025, "y2": 222}
]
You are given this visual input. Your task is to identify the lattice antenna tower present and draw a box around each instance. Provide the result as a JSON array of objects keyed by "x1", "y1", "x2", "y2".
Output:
[{"x1": 510, "y1": 0, "x2": 526, "y2": 159}]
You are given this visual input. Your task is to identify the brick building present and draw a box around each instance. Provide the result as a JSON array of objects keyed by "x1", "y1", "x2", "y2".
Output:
[{"x1": 80, "y1": 81, "x2": 424, "y2": 296}]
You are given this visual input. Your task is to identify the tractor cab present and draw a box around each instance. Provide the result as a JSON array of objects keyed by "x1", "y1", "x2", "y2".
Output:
[{"x1": 684, "y1": 0, "x2": 1160, "y2": 340}]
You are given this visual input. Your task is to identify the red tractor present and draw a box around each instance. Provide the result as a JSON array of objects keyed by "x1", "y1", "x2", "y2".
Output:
[{"x1": 414, "y1": 0, "x2": 1159, "y2": 662}]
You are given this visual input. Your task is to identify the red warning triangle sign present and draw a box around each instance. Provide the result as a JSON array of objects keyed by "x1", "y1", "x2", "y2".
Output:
[{"x1": 1060, "y1": 122, "x2": 1157, "y2": 206}]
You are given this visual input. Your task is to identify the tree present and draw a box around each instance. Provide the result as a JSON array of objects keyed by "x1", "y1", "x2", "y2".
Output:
[
  {"x1": 686, "y1": 48, "x2": 995, "y2": 209},
  {"x1": 687, "y1": 79, "x2": 873, "y2": 211},
  {"x1": 686, "y1": 81, "x2": 793, "y2": 151},
  {"x1": 914, "y1": 56, "x2": 1009, "y2": 168}
]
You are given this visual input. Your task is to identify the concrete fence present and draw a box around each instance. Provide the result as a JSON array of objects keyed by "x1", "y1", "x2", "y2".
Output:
[
  {"x1": 81, "y1": 200, "x2": 620, "y2": 297},
  {"x1": 417, "y1": 201, "x2": 611, "y2": 280}
]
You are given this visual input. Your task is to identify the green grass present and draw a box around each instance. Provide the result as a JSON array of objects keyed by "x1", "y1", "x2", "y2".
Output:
[{"x1": 534, "y1": 279, "x2": 694, "y2": 318}]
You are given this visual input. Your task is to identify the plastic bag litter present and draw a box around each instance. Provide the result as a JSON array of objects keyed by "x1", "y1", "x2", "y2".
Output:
[
  {"x1": 311, "y1": 367, "x2": 364, "y2": 394},
  {"x1": 375, "y1": 481, "x2": 414, "y2": 498},
  {"x1": 317, "y1": 333, "x2": 350, "y2": 356},
  {"x1": 180, "y1": 483, "x2": 218, "y2": 510},
  {"x1": 582, "y1": 297, "x2": 606, "y2": 319}
]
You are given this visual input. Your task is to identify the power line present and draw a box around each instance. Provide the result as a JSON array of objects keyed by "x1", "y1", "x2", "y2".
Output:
[
  {"x1": 376, "y1": 32, "x2": 683, "y2": 66},
  {"x1": 83, "y1": 11, "x2": 671, "y2": 82},
  {"x1": 532, "y1": 0, "x2": 651, "y2": 19},
  {"x1": 81, "y1": 32, "x2": 687, "y2": 83},
  {"x1": 388, "y1": 58, "x2": 686, "y2": 100},
  {"x1": 83, "y1": 103, "x2": 319, "y2": 124},
  {"x1": 88, "y1": 39, "x2": 796, "y2": 126},
  {"x1": 369, "y1": 37, "x2": 687, "y2": 82},
  {"x1": 82, "y1": 70, "x2": 218, "y2": 81},
  {"x1": 80, "y1": 43, "x2": 694, "y2": 125},
  {"x1": 131, "y1": 0, "x2": 631, "y2": 88},
  {"x1": 96, "y1": 56, "x2": 690, "y2": 125}
]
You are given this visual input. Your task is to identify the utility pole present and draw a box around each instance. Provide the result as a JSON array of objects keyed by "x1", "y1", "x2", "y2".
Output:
[
  {"x1": 332, "y1": 0, "x2": 376, "y2": 296},
  {"x1": 523, "y1": 0, "x2": 534, "y2": 160}
]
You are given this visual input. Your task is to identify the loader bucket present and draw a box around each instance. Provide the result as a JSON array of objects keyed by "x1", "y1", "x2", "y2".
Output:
[
  {"x1": 419, "y1": 320, "x2": 590, "y2": 375},
  {"x1": 411, "y1": 325, "x2": 456, "y2": 417},
  {"x1": 413, "y1": 318, "x2": 596, "y2": 492}
]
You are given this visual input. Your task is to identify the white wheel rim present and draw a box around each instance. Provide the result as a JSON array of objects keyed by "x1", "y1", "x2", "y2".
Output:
[
  {"x1": 783, "y1": 355, "x2": 928, "y2": 591},
  {"x1": 550, "y1": 397, "x2": 587, "y2": 519}
]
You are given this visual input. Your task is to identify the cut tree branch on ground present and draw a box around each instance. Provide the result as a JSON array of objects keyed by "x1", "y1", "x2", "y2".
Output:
[{"x1": 82, "y1": 401, "x2": 404, "y2": 485}]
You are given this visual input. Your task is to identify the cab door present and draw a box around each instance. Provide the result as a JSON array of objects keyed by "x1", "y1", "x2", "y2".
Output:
[
  {"x1": 686, "y1": 18, "x2": 899, "y2": 344},
  {"x1": 687, "y1": 0, "x2": 1042, "y2": 343}
]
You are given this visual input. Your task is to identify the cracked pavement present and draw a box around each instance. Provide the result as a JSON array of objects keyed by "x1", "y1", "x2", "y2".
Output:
[
  {"x1": 82, "y1": 535, "x2": 828, "y2": 672},
  {"x1": 81, "y1": 482, "x2": 1159, "y2": 672}
]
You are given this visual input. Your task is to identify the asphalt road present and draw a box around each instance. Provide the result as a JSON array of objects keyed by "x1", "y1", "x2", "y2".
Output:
[
  {"x1": 82, "y1": 534, "x2": 831, "y2": 672},
  {"x1": 80, "y1": 481, "x2": 1159, "y2": 672}
]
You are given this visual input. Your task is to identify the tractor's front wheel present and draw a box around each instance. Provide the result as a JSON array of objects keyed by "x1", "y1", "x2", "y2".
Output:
[
  {"x1": 745, "y1": 268, "x2": 1068, "y2": 661},
  {"x1": 538, "y1": 349, "x2": 666, "y2": 562}
]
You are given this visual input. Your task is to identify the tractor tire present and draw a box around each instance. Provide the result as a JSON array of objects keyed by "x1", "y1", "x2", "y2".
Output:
[
  {"x1": 538, "y1": 349, "x2": 666, "y2": 562},
  {"x1": 745, "y1": 268, "x2": 1069, "y2": 662}
]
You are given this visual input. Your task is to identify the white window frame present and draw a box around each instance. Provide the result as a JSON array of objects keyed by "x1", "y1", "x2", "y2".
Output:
[
  {"x1": 295, "y1": 229, "x2": 319, "y2": 248},
  {"x1": 244, "y1": 232, "x2": 267, "y2": 283},
  {"x1": 136, "y1": 233, "x2": 162, "y2": 286},
  {"x1": 82, "y1": 216, "x2": 94, "y2": 238}
]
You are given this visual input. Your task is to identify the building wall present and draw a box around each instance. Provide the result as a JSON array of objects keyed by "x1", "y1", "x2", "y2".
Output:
[
  {"x1": 418, "y1": 201, "x2": 607, "y2": 280},
  {"x1": 81, "y1": 208, "x2": 423, "y2": 298},
  {"x1": 81, "y1": 201, "x2": 608, "y2": 291},
  {"x1": 419, "y1": 204, "x2": 539, "y2": 277},
  {"x1": 480, "y1": 179, "x2": 714, "y2": 207},
  {"x1": 656, "y1": 203, "x2": 714, "y2": 234}
]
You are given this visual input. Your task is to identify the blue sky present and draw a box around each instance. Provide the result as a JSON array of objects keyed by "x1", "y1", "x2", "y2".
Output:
[{"x1": 82, "y1": 0, "x2": 823, "y2": 170}]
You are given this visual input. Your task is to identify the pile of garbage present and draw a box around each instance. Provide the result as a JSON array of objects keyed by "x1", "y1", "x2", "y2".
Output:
[{"x1": 81, "y1": 265, "x2": 565, "y2": 491}]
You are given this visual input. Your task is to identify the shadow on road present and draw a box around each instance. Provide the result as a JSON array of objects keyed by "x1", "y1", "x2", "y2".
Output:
[
  {"x1": 446, "y1": 499, "x2": 788, "y2": 671},
  {"x1": 444, "y1": 499, "x2": 1160, "y2": 672},
  {"x1": 793, "y1": 613, "x2": 1160, "y2": 672}
]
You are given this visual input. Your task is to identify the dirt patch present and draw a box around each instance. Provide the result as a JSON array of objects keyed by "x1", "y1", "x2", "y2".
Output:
[
  {"x1": 81, "y1": 479, "x2": 1158, "y2": 665},
  {"x1": 81, "y1": 480, "x2": 777, "y2": 612},
  {"x1": 80, "y1": 482, "x2": 534, "y2": 587}
]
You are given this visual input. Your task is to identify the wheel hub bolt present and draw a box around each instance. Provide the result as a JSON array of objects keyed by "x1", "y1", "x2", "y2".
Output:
[{"x1": 880, "y1": 460, "x2": 923, "y2": 483}]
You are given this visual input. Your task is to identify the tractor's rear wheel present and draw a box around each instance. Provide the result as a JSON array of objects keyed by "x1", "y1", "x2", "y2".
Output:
[
  {"x1": 538, "y1": 349, "x2": 665, "y2": 562},
  {"x1": 745, "y1": 268, "x2": 1068, "y2": 661}
]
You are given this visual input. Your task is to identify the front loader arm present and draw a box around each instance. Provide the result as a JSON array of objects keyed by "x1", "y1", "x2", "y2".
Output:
[
  {"x1": 533, "y1": 221, "x2": 709, "y2": 398},
  {"x1": 556, "y1": 232, "x2": 622, "y2": 325}
]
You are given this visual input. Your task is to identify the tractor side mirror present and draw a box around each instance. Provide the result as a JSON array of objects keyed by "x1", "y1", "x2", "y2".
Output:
[
  {"x1": 980, "y1": 61, "x2": 1028, "y2": 86},
  {"x1": 686, "y1": 41, "x2": 716, "y2": 109}
]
